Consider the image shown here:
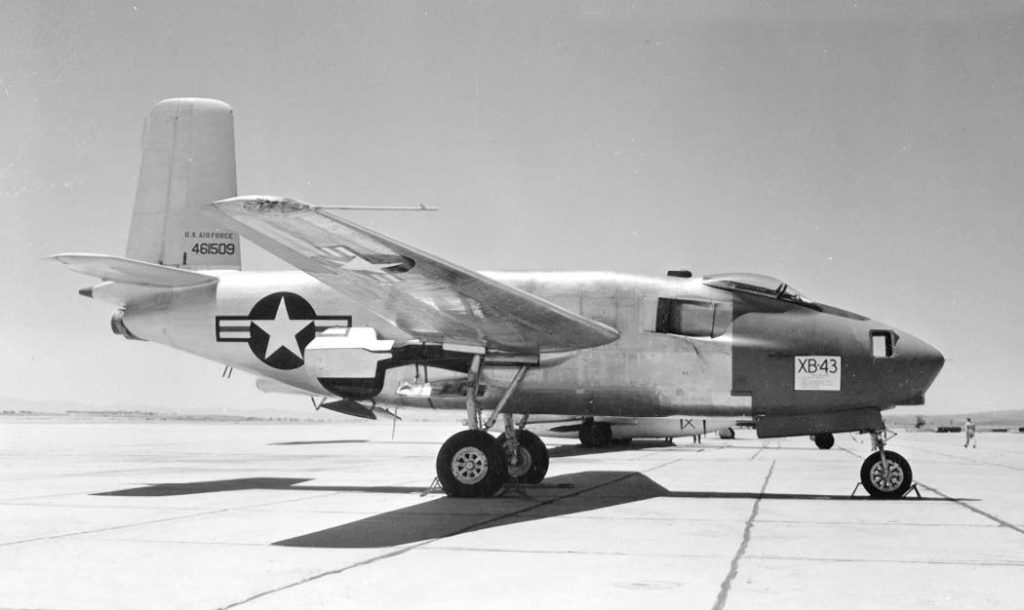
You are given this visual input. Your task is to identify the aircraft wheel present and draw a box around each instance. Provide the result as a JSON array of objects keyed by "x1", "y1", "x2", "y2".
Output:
[
  {"x1": 497, "y1": 429, "x2": 549, "y2": 484},
  {"x1": 860, "y1": 450, "x2": 913, "y2": 499},
  {"x1": 578, "y1": 420, "x2": 612, "y2": 448},
  {"x1": 814, "y1": 433, "x2": 835, "y2": 450},
  {"x1": 719, "y1": 427, "x2": 736, "y2": 440},
  {"x1": 436, "y1": 430, "x2": 508, "y2": 497}
]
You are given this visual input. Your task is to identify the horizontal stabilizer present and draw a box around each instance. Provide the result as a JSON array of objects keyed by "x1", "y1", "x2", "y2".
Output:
[{"x1": 49, "y1": 253, "x2": 218, "y2": 288}]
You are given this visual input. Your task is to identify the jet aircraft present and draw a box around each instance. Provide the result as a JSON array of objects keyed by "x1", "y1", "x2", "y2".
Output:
[
  {"x1": 525, "y1": 415, "x2": 737, "y2": 446},
  {"x1": 53, "y1": 98, "x2": 944, "y2": 499}
]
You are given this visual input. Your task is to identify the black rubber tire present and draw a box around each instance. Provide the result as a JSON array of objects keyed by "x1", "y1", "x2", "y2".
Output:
[
  {"x1": 435, "y1": 430, "x2": 508, "y2": 498},
  {"x1": 496, "y1": 429, "x2": 550, "y2": 485},
  {"x1": 578, "y1": 420, "x2": 612, "y2": 448},
  {"x1": 719, "y1": 427, "x2": 736, "y2": 440},
  {"x1": 860, "y1": 450, "x2": 913, "y2": 499},
  {"x1": 814, "y1": 433, "x2": 835, "y2": 450}
]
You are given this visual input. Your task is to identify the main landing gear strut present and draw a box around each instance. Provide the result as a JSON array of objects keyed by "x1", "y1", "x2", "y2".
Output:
[
  {"x1": 434, "y1": 357, "x2": 549, "y2": 497},
  {"x1": 859, "y1": 429, "x2": 914, "y2": 499}
]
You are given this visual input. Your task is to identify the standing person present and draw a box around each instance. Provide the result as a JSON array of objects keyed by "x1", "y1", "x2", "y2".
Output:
[{"x1": 964, "y1": 417, "x2": 977, "y2": 448}]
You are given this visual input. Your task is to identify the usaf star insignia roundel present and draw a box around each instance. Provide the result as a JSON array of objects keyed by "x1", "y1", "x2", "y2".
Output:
[{"x1": 215, "y1": 292, "x2": 351, "y2": 370}]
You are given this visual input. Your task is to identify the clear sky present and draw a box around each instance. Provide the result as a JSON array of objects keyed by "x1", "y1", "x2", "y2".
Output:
[{"x1": 2, "y1": 1, "x2": 1022, "y2": 414}]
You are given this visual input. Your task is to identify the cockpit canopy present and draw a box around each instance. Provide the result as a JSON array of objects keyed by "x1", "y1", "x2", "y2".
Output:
[{"x1": 703, "y1": 273, "x2": 810, "y2": 303}]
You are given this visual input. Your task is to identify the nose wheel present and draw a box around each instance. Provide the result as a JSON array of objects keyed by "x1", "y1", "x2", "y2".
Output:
[
  {"x1": 859, "y1": 429, "x2": 914, "y2": 499},
  {"x1": 860, "y1": 450, "x2": 913, "y2": 498}
]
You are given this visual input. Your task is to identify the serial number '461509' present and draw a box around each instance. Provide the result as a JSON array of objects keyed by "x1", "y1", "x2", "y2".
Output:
[
  {"x1": 794, "y1": 356, "x2": 841, "y2": 391},
  {"x1": 191, "y1": 242, "x2": 236, "y2": 256}
]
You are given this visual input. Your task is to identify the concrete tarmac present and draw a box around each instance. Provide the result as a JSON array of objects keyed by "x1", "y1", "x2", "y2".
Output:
[{"x1": 1, "y1": 418, "x2": 1022, "y2": 609}]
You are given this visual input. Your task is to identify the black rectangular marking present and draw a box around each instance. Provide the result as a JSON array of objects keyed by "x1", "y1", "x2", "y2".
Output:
[
  {"x1": 215, "y1": 315, "x2": 252, "y2": 342},
  {"x1": 215, "y1": 315, "x2": 353, "y2": 342},
  {"x1": 314, "y1": 316, "x2": 353, "y2": 330}
]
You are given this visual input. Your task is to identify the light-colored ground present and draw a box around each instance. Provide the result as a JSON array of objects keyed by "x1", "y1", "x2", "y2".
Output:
[{"x1": 1, "y1": 418, "x2": 1022, "y2": 610}]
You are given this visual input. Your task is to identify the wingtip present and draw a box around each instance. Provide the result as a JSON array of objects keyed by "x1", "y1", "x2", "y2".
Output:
[
  {"x1": 152, "y1": 98, "x2": 233, "y2": 114},
  {"x1": 46, "y1": 252, "x2": 86, "y2": 265},
  {"x1": 213, "y1": 196, "x2": 312, "y2": 214}
]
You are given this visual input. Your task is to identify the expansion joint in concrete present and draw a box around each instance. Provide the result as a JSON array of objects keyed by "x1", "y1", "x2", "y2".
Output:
[{"x1": 712, "y1": 459, "x2": 776, "y2": 610}]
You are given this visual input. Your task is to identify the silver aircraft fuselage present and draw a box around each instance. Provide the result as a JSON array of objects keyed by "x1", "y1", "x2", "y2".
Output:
[
  {"x1": 104, "y1": 268, "x2": 944, "y2": 423},
  {"x1": 58, "y1": 97, "x2": 945, "y2": 498}
]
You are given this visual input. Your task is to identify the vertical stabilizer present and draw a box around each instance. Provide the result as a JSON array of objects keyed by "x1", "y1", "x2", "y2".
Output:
[{"x1": 126, "y1": 98, "x2": 241, "y2": 269}]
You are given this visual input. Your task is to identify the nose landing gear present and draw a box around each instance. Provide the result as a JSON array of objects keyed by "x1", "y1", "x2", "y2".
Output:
[{"x1": 859, "y1": 429, "x2": 914, "y2": 498}]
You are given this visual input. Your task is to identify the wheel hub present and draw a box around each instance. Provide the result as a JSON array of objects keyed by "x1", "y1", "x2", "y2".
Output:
[
  {"x1": 506, "y1": 445, "x2": 533, "y2": 478},
  {"x1": 451, "y1": 447, "x2": 488, "y2": 484},
  {"x1": 869, "y1": 459, "x2": 905, "y2": 491}
]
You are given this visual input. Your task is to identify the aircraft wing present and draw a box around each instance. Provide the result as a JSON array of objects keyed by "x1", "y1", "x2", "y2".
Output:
[{"x1": 211, "y1": 196, "x2": 619, "y2": 354}]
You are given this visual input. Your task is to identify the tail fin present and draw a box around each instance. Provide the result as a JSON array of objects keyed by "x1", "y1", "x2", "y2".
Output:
[{"x1": 126, "y1": 98, "x2": 241, "y2": 270}]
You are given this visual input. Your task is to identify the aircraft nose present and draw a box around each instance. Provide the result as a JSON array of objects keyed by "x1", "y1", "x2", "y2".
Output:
[{"x1": 896, "y1": 332, "x2": 945, "y2": 400}]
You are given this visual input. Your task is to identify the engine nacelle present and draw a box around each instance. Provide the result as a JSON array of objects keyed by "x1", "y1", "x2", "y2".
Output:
[{"x1": 305, "y1": 327, "x2": 395, "y2": 399}]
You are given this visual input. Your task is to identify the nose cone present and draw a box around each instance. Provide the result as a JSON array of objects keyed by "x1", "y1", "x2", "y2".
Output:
[{"x1": 895, "y1": 332, "x2": 945, "y2": 403}]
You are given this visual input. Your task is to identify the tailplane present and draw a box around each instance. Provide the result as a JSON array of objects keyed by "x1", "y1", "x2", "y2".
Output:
[
  {"x1": 126, "y1": 98, "x2": 241, "y2": 269},
  {"x1": 50, "y1": 253, "x2": 218, "y2": 288}
]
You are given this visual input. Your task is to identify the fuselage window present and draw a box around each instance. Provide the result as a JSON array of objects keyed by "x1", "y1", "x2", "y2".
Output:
[{"x1": 655, "y1": 298, "x2": 715, "y2": 337}]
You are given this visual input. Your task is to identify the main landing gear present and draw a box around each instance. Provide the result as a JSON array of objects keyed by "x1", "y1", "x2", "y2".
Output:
[
  {"x1": 859, "y1": 429, "x2": 914, "y2": 499},
  {"x1": 434, "y1": 358, "x2": 549, "y2": 498},
  {"x1": 435, "y1": 430, "x2": 506, "y2": 497}
]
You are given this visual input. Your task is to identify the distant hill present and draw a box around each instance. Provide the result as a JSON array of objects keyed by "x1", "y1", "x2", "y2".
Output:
[
  {"x1": 886, "y1": 409, "x2": 1024, "y2": 430},
  {"x1": 0, "y1": 396, "x2": 313, "y2": 420},
  {"x1": 0, "y1": 396, "x2": 461, "y2": 424}
]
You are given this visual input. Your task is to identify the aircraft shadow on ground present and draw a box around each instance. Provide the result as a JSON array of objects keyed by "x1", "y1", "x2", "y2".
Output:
[
  {"x1": 94, "y1": 472, "x2": 968, "y2": 549},
  {"x1": 275, "y1": 471, "x2": 668, "y2": 548},
  {"x1": 94, "y1": 478, "x2": 425, "y2": 496}
]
